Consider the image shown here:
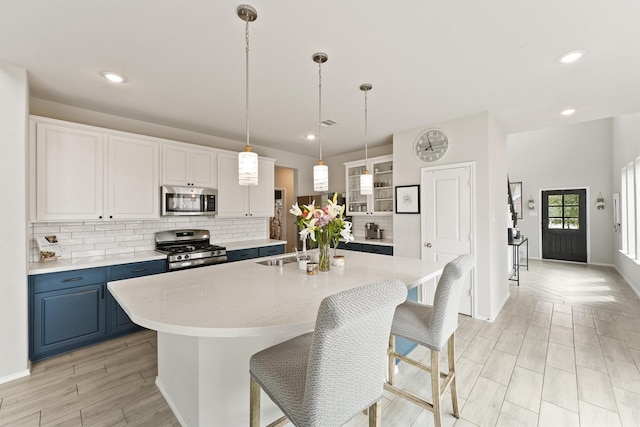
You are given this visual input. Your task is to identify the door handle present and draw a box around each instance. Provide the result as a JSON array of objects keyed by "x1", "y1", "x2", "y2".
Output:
[{"x1": 425, "y1": 243, "x2": 432, "y2": 248}]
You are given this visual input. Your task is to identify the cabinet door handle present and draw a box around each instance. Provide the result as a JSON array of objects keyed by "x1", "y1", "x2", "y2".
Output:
[
  {"x1": 101, "y1": 284, "x2": 105, "y2": 299},
  {"x1": 61, "y1": 277, "x2": 83, "y2": 283},
  {"x1": 131, "y1": 268, "x2": 148, "y2": 273}
]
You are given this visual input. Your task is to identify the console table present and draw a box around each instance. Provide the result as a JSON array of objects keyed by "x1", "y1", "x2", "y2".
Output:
[{"x1": 508, "y1": 237, "x2": 528, "y2": 286}]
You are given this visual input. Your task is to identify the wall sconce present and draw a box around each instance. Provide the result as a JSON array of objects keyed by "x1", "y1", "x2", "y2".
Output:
[
  {"x1": 596, "y1": 192, "x2": 605, "y2": 210},
  {"x1": 527, "y1": 195, "x2": 535, "y2": 210}
]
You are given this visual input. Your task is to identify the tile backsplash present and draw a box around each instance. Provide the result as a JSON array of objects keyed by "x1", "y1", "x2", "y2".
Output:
[
  {"x1": 29, "y1": 216, "x2": 268, "y2": 262},
  {"x1": 350, "y1": 215, "x2": 393, "y2": 240}
]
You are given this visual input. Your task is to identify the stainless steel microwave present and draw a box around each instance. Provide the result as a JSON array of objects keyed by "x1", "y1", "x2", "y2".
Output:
[{"x1": 161, "y1": 186, "x2": 217, "y2": 216}]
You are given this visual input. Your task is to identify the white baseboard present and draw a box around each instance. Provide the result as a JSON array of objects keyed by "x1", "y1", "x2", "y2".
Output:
[
  {"x1": 614, "y1": 267, "x2": 640, "y2": 298},
  {"x1": 487, "y1": 291, "x2": 511, "y2": 322},
  {"x1": 155, "y1": 376, "x2": 188, "y2": 427},
  {"x1": 0, "y1": 369, "x2": 30, "y2": 385}
]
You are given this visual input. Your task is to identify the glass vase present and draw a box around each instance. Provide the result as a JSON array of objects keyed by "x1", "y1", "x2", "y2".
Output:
[{"x1": 318, "y1": 228, "x2": 331, "y2": 272}]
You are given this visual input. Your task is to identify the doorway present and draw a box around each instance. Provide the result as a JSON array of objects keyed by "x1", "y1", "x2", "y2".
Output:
[
  {"x1": 421, "y1": 163, "x2": 474, "y2": 316},
  {"x1": 274, "y1": 167, "x2": 297, "y2": 253},
  {"x1": 541, "y1": 189, "x2": 587, "y2": 263},
  {"x1": 270, "y1": 188, "x2": 285, "y2": 240}
]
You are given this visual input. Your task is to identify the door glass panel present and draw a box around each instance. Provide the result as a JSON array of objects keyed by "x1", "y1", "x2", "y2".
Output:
[
  {"x1": 548, "y1": 218, "x2": 563, "y2": 229},
  {"x1": 565, "y1": 194, "x2": 579, "y2": 204},
  {"x1": 549, "y1": 206, "x2": 562, "y2": 217},
  {"x1": 565, "y1": 218, "x2": 579, "y2": 229},
  {"x1": 564, "y1": 206, "x2": 579, "y2": 217},
  {"x1": 548, "y1": 195, "x2": 563, "y2": 205},
  {"x1": 347, "y1": 165, "x2": 366, "y2": 213},
  {"x1": 546, "y1": 192, "x2": 581, "y2": 230}
]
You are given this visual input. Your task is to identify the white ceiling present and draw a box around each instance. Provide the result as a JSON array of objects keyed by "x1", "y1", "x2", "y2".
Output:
[{"x1": 2, "y1": 1, "x2": 639, "y2": 157}]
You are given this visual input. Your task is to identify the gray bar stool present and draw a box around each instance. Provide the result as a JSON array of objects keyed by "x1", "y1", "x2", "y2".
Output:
[
  {"x1": 385, "y1": 254, "x2": 475, "y2": 427},
  {"x1": 249, "y1": 280, "x2": 408, "y2": 427}
]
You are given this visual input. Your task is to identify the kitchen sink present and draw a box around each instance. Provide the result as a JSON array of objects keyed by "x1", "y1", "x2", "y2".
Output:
[{"x1": 255, "y1": 256, "x2": 297, "y2": 266}]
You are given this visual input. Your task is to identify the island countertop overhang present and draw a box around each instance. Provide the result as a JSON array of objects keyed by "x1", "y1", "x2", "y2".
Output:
[{"x1": 107, "y1": 251, "x2": 445, "y2": 338}]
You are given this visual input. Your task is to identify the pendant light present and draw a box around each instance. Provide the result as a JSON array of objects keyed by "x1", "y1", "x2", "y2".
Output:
[
  {"x1": 312, "y1": 52, "x2": 329, "y2": 192},
  {"x1": 360, "y1": 83, "x2": 373, "y2": 195},
  {"x1": 237, "y1": 4, "x2": 258, "y2": 186}
]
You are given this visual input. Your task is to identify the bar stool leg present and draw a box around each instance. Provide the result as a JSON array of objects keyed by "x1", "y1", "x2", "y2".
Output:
[
  {"x1": 388, "y1": 335, "x2": 396, "y2": 385},
  {"x1": 431, "y1": 349, "x2": 442, "y2": 427},
  {"x1": 368, "y1": 400, "x2": 381, "y2": 427},
  {"x1": 448, "y1": 333, "x2": 460, "y2": 418},
  {"x1": 250, "y1": 376, "x2": 260, "y2": 427}
]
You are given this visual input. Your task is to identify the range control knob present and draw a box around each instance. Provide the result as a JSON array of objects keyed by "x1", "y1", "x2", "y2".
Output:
[
  {"x1": 184, "y1": 254, "x2": 190, "y2": 260},
  {"x1": 176, "y1": 255, "x2": 182, "y2": 260}
]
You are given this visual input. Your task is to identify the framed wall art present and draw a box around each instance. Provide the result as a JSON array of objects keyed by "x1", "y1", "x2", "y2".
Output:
[
  {"x1": 509, "y1": 181, "x2": 523, "y2": 219},
  {"x1": 395, "y1": 185, "x2": 420, "y2": 214}
]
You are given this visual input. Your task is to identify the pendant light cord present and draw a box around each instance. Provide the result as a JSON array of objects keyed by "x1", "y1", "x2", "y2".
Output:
[
  {"x1": 318, "y1": 60, "x2": 322, "y2": 162},
  {"x1": 364, "y1": 89, "x2": 368, "y2": 164},
  {"x1": 245, "y1": 18, "x2": 250, "y2": 148}
]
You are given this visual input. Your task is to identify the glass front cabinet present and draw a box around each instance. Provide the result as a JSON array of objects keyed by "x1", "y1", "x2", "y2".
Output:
[{"x1": 344, "y1": 155, "x2": 393, "y2": 216}]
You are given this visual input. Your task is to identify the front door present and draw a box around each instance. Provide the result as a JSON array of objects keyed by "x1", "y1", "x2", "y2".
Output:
[
  {"x1": 542, "y1": 189, "x2": 587, "y2": 262},
  {"x1": 421, "y1": 164, "x2": 473, "y2": 316}
]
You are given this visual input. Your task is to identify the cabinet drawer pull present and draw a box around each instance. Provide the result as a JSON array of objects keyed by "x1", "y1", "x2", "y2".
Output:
[
  {"x1": 130, "y1": 268, "x2": 148, "y2": 273},
  {"x1": 61, "y1": 277, "x2": 83, "y2": 283}
]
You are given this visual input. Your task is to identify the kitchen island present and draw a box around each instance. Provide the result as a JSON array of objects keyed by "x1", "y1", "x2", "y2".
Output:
[{"x1": 108, "y1": 251, "x2": 445, "y2": 426}]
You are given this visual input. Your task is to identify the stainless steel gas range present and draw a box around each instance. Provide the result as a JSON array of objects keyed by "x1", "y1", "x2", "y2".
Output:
[{"x1": 155, "y1": 229, "x2": 227, "y2": 270}]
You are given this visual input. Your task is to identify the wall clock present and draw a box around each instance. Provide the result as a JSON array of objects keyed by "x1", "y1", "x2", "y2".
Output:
[{"x1": 414, "y1": 128, "x2": 449, "y2": 163}]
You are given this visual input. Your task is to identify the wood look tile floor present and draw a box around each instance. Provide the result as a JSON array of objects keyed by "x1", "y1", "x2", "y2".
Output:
[{"x1": 2, "y1": 260, "x2": 639, "y2": 426}]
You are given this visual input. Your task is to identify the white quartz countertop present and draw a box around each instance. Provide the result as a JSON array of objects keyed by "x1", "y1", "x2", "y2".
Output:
[
  {"x1": 28, "y1": 239, "x2": 287, "y2": 275},
  {"x1": 348, "y1": 237, "x2": 394, "y2": 246},
  {"x1": 223, "y1": 239, "x2": 286, "y2": 251},
  {"x1": 108, "y1": 251, "x2": 444, "y2": 338},
  {"x1": 28, "y1": 251, "x2": 167, "y2": 275}
]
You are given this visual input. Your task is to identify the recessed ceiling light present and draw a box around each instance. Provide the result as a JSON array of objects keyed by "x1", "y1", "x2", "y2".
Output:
[
  {"x1": 561, "y1": 108, "x2": 576, "y2": 116},
  {"x1": 100, "y1": 71, "x2": 127, "y2": 83},
  {"x1": 306, "y1": 134, "x2": 316, "y2": 141},
  {"x1": 559, "y1": 50, "x2": 586, "y2": 64}
]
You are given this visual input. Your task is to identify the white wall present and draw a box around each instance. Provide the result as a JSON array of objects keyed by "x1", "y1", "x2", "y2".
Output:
[
  {"x1": 30, "y1": 98, "x2": 319, "y2": 195},
  {"x1": 392, "y1": 112, "x2": 508, "y2": 320},
  {"x1": 0, "y1": 63, "x2": 29, "y2": 382},
  {"x1": 612, "y1": 112, "x2": 640, "y2": 293},
  {"x1": 507, "y1": 119, "x2": 614, "y2": 264}
]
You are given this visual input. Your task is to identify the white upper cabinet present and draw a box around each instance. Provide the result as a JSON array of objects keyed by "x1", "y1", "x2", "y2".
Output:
[
  {"x1": 162, "y1": 144, "x2": 216, "y2": 188},
  {"x1": 36, "y1": 123, "x2": 105, "y2": 221},
  {"x1": 344, "y1": 154, "x2": 393, "y2": 216},
  {"x1": 108, "y1": 135, "x2": 159, "y2": 219},
  {"x1": 217, "y1": 152, "x2": 275, "y2": 217},
  {"x1": 34, "y1": 118, "x2": 160, "y2": 221}
]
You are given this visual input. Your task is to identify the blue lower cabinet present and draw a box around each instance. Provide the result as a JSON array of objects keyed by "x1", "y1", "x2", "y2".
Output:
[
  {"x1": 337, "y1": 242, "x2": 361, "y2": 251},
  {"x1": 394, "y1": 287, "x2": 419, "y2": 361},
  {"x1": 227, "y1": 248, "x2": 260, "y2": 262},
  {"x1": 338, "y1": 241, "x2": 393, "y2": 256},
  {"x1": 258, "y1": 245, "x2": 285, "y2": 257},
  {"x1": 105, "y1": 260, "x2": 166, "y2": 336},
  {"x1": 360, "y1": 243, "x2": 393, "y2": 256},
  {"x1": 106, "y1": 292, "x2": 139, "y2": 336},
  {"x1": 108, "y1": 259, "x2": 167, "y2": 281},
  {"x1": 31, "y1": 280, "x2": 106, "y2": 361},
  {"x1": 30, "y1": 259, "x2": 166, "y2": 362}
]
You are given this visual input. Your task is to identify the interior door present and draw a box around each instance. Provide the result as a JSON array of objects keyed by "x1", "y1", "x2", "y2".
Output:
[
  {"x1": 421, "y1": 165, "x2": 473, "y2": 315},
  {"x1": 542, "y1": 189, "x2": 587, "y2": 262}
]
